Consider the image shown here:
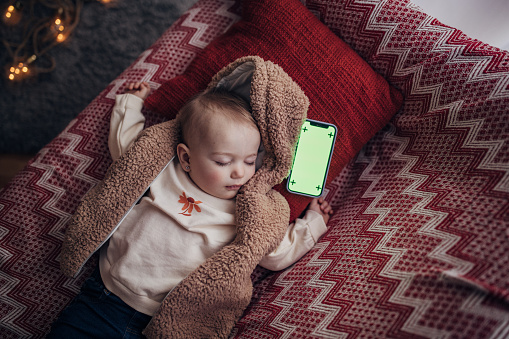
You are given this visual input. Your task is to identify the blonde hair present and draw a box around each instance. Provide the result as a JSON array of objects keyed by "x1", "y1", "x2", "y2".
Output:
[{"x1": 178, "y1": 88, "x2": 256, "y2": 145}]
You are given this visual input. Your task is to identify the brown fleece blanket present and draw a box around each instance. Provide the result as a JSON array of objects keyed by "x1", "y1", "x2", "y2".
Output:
[{"x1": 60, "y1": 56, "x2": 309, "y2": 338}]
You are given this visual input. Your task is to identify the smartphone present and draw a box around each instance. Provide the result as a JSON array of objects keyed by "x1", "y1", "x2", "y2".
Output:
[{"x1": 286, "y1": 119, "x2": 337, "y2": 197}]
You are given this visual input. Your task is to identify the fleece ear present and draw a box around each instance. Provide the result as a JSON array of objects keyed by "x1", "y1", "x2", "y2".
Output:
[{"x1": 209, "y1": 56, "x2": 308, "y2": 194}]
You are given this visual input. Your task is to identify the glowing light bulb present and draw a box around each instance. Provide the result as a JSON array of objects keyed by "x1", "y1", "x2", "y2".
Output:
[
  {"x1": 4, "y1": 4, "x2": 21, "y2": 24},
  {"x1": 52, "y1": 16, "x2": 67, "y2": 42},
  {"x1": 8, "y1": 60, "x2": 31, "y2": 81},
  {"x1": 5, "y1": 5, "x2": 14, "y2": 18}
]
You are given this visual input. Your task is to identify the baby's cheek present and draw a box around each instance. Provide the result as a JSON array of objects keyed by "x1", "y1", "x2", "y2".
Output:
[
  {"x1": 205, "y1": 169, "x2": 224, "y2": 184},
  {"x1": 247, "y1": 167, "x2": 256, "y2": 179}
]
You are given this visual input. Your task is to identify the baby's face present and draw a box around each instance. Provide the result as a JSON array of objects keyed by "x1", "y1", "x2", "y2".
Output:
[{"x1": 186, "y1": 118, "x2": 260, "y2": 200}]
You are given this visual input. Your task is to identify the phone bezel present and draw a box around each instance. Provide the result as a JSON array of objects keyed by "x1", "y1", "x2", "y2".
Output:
[{"x1": 286, "y1": 118, "x2": 337, "y2": 198}]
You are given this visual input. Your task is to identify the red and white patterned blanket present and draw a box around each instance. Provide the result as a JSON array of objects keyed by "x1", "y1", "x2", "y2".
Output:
[{"x1": 1, "y1": 0, "x2": 508, "y2": 337}]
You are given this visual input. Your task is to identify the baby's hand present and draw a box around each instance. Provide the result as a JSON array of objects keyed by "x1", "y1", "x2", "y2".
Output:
[
  {"x1": 309, "y1": 197, "x2": 333, "y2": 225},
  {"x1": 125, "y1": 81, "x2": 150, "y2": 100}
]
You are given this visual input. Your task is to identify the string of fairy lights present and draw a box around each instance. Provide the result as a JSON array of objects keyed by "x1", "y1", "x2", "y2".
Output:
[{"x1": 2, "y1": 0, "x2": 113, "y2": 81}]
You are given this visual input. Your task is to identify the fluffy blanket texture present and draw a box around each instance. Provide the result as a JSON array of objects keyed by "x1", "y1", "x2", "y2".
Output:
[{"x1": 60, "y1": 56, "x2": 309, "y2": 338}]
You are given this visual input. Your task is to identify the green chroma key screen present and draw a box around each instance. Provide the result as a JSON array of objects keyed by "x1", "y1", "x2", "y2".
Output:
[{"x1": 287, "y1": 119, "x2": 337, "y2": 197}]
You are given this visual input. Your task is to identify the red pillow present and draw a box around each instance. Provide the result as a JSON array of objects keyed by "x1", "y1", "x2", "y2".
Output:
[{"x1": 145, "y1": 0, "x2": 403, "y2": 222}]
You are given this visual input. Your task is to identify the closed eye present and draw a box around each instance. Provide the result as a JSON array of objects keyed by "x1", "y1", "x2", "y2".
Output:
[{"x1": 215, "y1": 161, "x2": 230, "y2": 166}]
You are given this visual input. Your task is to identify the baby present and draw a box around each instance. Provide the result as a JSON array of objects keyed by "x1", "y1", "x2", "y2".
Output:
[{"x1": 49, "y1": 82, "x2": 332, "y2": 338}]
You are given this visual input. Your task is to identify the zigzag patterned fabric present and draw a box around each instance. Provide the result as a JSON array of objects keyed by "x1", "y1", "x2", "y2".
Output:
[{"x1": 1, "y1": 0, "x2": 508, "y2": 338}]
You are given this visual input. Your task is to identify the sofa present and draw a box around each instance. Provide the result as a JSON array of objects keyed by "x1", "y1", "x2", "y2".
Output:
[{"x1": 1, "y1": 0, "x2": 508, "y2": 337}]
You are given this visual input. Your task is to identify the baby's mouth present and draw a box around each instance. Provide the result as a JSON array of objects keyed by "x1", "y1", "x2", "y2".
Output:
[{"x1": 226, "y1": 185, "x2": 242, "y2": 190}]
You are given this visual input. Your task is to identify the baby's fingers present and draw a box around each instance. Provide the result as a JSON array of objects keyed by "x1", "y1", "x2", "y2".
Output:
[
  {"x1": 127, "y1": 82, "x2": 138, "y2": 91},
  {"x1": 320, "y1": 200, "x2": 333, "y2": 215},
  {"x1": 129, "y1": 82, "x2": 142, "y2": 89}
]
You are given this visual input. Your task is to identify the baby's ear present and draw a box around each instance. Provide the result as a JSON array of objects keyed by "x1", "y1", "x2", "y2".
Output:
[{"x1": 176, "y1": 143, "x2": 191, "y2": 172}]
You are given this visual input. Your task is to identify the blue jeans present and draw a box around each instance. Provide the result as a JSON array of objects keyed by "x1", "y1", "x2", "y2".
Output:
[{"x1": 47, "y1": 267, "x2": 152, "y2": 338}]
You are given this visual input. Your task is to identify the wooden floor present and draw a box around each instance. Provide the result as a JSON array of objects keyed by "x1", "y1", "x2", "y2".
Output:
[{"x1": 0, "y1": 154, "x2": 34, "y2": 189}]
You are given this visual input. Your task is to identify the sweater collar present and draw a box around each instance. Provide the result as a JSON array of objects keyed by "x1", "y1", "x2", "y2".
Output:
[{"x1": 172, "y1": 158, "x2": 236, "y2": 215}]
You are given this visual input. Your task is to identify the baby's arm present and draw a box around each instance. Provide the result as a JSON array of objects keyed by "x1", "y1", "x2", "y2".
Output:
[
  {"x1": 258, "y1": 198, "x2": 333, "y2": 271},
  {"x1": 108, "y1": 82, "x2": 151, "y2": 160}
]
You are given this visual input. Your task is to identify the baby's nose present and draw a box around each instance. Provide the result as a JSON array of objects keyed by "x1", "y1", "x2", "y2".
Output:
[{"x1": 231, "y1": 165, "x2": 244, "y2": 178}]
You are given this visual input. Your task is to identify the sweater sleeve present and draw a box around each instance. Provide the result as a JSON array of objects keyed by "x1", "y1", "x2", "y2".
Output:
[
  {"x1": 108, "y1": 93, "x2": 146, "y2": 161},
  {"x1": 258, "y1": 209, "x2": 328, "y2": 271}
]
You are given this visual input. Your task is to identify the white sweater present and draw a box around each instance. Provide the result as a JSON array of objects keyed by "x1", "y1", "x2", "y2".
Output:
[{"x1": 99, "y1": 94, "x2": 327, "y2": 316}]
